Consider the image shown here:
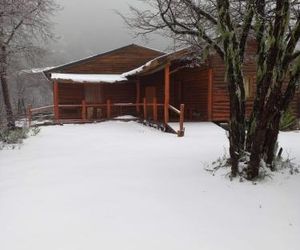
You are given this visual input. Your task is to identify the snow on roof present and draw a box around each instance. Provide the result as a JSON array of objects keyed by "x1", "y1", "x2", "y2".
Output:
[
  {"x1": 51, "y1": 73, "x2": 127, "y2": 83},
  {"x1": 44, "y1": 44, "x2": 165, "y2": 74},
  {"x1": 122, "y1": 47, "x2": 191, "y2": 77},
  {"x1": 21, "y1": 66, "x2": 56, "y2": 74},
  {"x1": 122, "y1": 60, "x2": 153, "y2": 77}
]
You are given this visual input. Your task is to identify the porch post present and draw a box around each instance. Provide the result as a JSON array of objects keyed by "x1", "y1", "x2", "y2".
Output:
[
  {"x1": 53, "y1": 81, "x2": 59, "y2": 122},
  {"x1": 164, "y1": 64, "x2": 170, "y2": 124},
  {"x1": 81, "y1": 100, "x2": 87, "y2": 121},
  {"x1": 136, "y1": 78, "x2": 141, "y2": 114},
  {"x1": 107, "y1": 99, "x2": 112, "y2": 119},
  {"x1": 208, "y1": 68, "x2": 213, "y2": 121},
  {"x1": 153, "y1": 97, "x2": 158, "y2": 122},
  {"x1": 143, "y1": 97, "x2": 147, "y2": 119}
]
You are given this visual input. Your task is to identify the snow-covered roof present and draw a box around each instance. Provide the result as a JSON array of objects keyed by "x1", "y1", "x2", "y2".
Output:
[
  {"x1": 21, "y1": 66, "x2": 56, "y2": 74},
  {"x1": 50, "y1": 47, "x2": 192, "y2": 83},
  {"x1": 51, "y1": 73, "x2": 127, "y2": 83},
  {"x1": 21, "y1": 45, "x2": 192, "y2": 83},
  {"x1": 122, "y1": 60, "x2": 153, "y2": 77},
  {"x1": 44, "y1": 44, "x2": 164, "y2": 75},
  {"x1": 122, "y1": 47, "x2": 192, "y2": 77}
]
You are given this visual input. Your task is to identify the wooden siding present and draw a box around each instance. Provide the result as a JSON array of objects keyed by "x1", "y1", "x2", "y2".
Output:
[
  {"x1": 210, "y1": 50, "x2": 256, "y2": 121},
  {"x1": 53, "y1": 45, "x2": 163, "y2": 75},
  {"x1": 139, "y1": 71, "x2": 165, "y2": 120},
  {"x1": 174, "y1": 68, "x2": 209, "y2": 121},
  {"x1": 290, "y1": 91, "x2": 300, "y2": 117},
  {"x1": 54, "y1": 41, "x2": 300, "y2": 122},
  {"x1": 138, "y1": 67, "x2": 210, "y2": 121},
  {"x1": 57, "y1": 81, "x2": 137, "y2": 119},
  {"x1": 57, "y1": 82, "x2": 84, "y2": 119},
  {"x1": 210, "y1": 51, "x2": 300, "y2": 120},
  {"x1": 102, "y1": 82, "x2": 137, "y2": 117}
]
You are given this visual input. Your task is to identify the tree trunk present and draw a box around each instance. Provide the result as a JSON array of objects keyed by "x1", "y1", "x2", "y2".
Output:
[
  {"x1": 227, "y1": 73, "x2": 246, "y2": 177},
  {"x1": 246, "y1": 91, "x2": 282, "y2": 179},
  {"x1": 0, "y1": 46, "x2": 15, "y2": 129},
  {"x1": 261, "y1": 112, "x2": 280, "y2": 167}
]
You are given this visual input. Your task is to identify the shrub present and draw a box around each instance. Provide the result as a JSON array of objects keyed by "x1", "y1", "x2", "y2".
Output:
[
  {"x1": 0, "y1": 126, "x2": 40, "y2": 148},
  {"x1": 280, "y1": 109, "x2": 298, "y2": 131}
]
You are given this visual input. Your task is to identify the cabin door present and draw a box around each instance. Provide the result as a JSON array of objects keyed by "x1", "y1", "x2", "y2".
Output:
[{"x1": 145, "y1": 86, "x2": 156, "y2": 116}]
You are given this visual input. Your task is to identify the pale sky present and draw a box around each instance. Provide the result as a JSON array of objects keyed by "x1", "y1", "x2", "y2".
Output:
[{"x1": 49, "y1": 0, "x2": 170, "y2": 63}]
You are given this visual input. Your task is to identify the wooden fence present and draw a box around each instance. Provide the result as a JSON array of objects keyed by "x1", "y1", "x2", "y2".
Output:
[{"x1": 28, "y1": 99, "x2": 185, "y2": 137}]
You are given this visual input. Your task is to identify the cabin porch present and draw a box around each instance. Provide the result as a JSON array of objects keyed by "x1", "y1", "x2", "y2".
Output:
[
  {"x1": 28, "y1": 65, "x2": 187, "y2": 136},
  {"x1": 29, "y1": 49, "x2": 215, "y2": 137}
]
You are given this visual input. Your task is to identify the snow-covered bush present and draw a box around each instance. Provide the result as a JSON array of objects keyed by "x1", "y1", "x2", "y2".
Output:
[
  {"x1": 280, "y1": 109, "x2": 298, "y2": 131},
  {"x1": 0, "y1": 125, "x2": 40, "y2": 149},
  {"x1": 207, "y1": 150, "x2": 299, "y2": 182}
]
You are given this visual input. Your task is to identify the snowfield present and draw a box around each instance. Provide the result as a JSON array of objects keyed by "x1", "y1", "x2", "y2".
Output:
[{"x1": 0, "y1": 121, "x2": 299, "y2": 250}]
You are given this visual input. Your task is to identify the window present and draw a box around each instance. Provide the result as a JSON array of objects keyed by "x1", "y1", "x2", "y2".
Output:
[{"x1": 244, "y1": 76, "x2": 255, "y2": 99}]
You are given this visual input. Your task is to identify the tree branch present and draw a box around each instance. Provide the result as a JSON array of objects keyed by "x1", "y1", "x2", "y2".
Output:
[
  {"x1": 4, "y1": 1, "x2": 42, "y2": 46},
  {"x1": 239, "y1": 0, "x2": 254, "y2": 63}
]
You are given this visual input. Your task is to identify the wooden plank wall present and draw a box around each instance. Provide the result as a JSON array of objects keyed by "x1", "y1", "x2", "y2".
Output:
[
  {"x1": 58, "y1": 82, "x2": 84, "y2": 119},
  {"x1": 174, "y1": 68, "x2": 209, "y2": 121},
  {"x1": 139, "y1": 71, "x2": 165, "y2": 120},
  {"x1": 210, "y1": 50, "x2": 300, "y2": 121},
  {"x1": 57, "y1": 81, "x2": 137, "y2": 119},
  {"x1": 102, "y1": 82, "x2": 137, "y2": 117},
  {"x1": 209, "y1": 52, "x2": 256, "y2": 121},
  {"x1": 138, "y1": 67, "x2": 210, "y2": 121},
  {"x1": 209, "y1": 39, "x2": 300, "y2": 120}
]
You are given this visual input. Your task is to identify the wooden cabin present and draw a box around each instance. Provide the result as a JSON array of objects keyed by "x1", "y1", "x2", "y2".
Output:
[{"x1": 39, "y1": 43, "x2": 299, "y2": 133}]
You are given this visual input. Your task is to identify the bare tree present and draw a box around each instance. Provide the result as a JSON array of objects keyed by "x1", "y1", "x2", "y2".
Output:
[
  {"x1": 122, "y1": 0, "x2": 300, "y2": 180},
  {"x1": 0, "y1": 0, "x2": 58, "y2": 129}
]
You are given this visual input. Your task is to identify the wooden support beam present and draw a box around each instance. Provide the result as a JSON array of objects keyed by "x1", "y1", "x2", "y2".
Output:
[
  {"x1": 136, "y1": 79, "x2": 141, "y2": 114},
  {"x1": 81, "y1": 100, "x2": 87, "y2": 121},
  {"x1": 208, "y1": 68, "x2": 213, "y2": 121},
  {"x1": 153, "y1": 97, "x2": 158, "y2": 122},
  {"x1": 143, "y1": 97, "x2": 147, "y2": 120},
  {"x1": 53, "y1": 81, "x2": 59, "y2": 123},
  {"x1": 164, "y1": 64, "x2": 170, "y2": 124},
  {"x1": 107, "y1": 99, "x2": 112, "y2": 119},
  {"x1": 178, "y1": 104, "x2": 185, "y2": 137}
]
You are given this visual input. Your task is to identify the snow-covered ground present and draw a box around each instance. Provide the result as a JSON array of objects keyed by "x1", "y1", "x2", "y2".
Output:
[{"x1": 0, "y1": 121, "x2": 299, "y2": 250}]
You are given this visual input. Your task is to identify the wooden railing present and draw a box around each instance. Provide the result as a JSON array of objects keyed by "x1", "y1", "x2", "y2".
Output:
[
  {"x1": 27, "y1": 100, "x2": 185, "y2": 137},
  {"x1": 169, "y1": 104, "x2": 185, "y2": 137},
  {"x1": 27, "y1": 105, "x2": 54, "y2": 126}
]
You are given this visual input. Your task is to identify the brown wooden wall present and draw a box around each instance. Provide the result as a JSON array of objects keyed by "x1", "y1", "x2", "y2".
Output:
[
  {"x1": 139, "y1": 71, "x2": 165, "y2": 120},
  {"x1": 208, "y1": 40, "x2": 300, "y2": 121},
  {"x1": 138, "y1": 67, "x2": 210, "y2": 121},
  {"x1": 57, "y1": 82, "x2": 84, "y2": 119},
  {"x1": 53, "y1": 45, "x2": 163, "y2": 75},
  {"x1": 55, "y1": 42, "x2": 300, "y2": 121},
  {"x1": 173, "y1": 68, "x2": 209, "y2": 121},
  {"x1": 209, "y1": 49, "x2": 257, "y2": 121},
  {"x1": 57, "y1": 81, "x2": 137, "y2": 119}
]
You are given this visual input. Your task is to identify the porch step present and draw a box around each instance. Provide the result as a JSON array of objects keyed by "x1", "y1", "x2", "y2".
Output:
[
  {"x1": 140, "y1": 119, "x2": 167, "y2": 132},
  {"x1": 167, "y1": 122, "x2": 179, "y2": 133},
  {"x1": 167, "y1": 122, "x2": 185, "y2": 137}
]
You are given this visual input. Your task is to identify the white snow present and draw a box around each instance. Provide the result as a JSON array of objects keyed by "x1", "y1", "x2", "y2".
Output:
[
  {"x1": 20, "y1": 66, "x2": 56, "y2": 74},
  {"x1": 122, "y1": 47, "x2": 190, "y2": 77},
  {"x1": 51, "y1": 73, "x2": 127, "y2": 83},
  {"x1": 122, "y1": 60, "x2": 153, "y2": 77},
  {"x1": 114, "y1": 115, "x2": 138, "y2": 120},
  {"x1": 0, "y1": 122, "x2": 299, "y2": 250}
]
